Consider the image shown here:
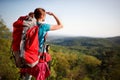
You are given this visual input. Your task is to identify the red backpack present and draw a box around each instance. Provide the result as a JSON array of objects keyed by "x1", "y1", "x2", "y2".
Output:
[
  {"x1": 12, "y1": 16, "x2": 39, "y2": 68},
  {"x1": 12, "y1": 16, "x2": 26, "y2": 51}
]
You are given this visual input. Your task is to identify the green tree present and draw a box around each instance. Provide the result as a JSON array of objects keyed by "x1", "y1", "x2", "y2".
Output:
[
  {"x1": 0, "y1": 18, "x2": 19, "y2": 80},
  {"x1": 81, "y1": 54, "x2": 101, "y2": 80}
]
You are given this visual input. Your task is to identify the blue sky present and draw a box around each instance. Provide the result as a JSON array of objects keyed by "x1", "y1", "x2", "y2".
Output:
[{"x1": 0, "y1": 0, "x2": 120, "y2": 37}]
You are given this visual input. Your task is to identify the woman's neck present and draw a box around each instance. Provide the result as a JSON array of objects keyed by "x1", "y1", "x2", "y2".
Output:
[{"x1": 37, "y1": 19, "x2": 43, "y2": 23}]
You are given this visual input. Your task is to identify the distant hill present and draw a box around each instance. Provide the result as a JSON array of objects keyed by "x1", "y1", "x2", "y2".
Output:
[
  {"x1": 48, "y1": 36, "x2": 120, "y2": 47},
  {"x1": 47, "y1": 36, "x2": 120, "y2": 55},
  {"x1": 107, "y1": 36, "x2": 120, "y2": 45}
]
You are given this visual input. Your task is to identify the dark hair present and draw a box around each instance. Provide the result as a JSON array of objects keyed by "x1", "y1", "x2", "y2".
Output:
[
  {"x1": 34, "y1": 8, "x2": 46, "y2": 19},
  {"x1": 28, "y1": 12, "x2": 34, "y2": 18}
]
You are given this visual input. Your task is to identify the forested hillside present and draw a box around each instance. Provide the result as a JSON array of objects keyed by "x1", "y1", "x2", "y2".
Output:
[
  {"x1": 49, "y1": 36, "x2": 120, "y2": 55},
  {"x1": 0, "y1": 19, "x2": 19, "y2": 80},
  {"x1": 0, "y1": 18, "x2": 120, "y2": 80},
  {"x1": 48, "y1": 36, "x2": 120, "y2": 80}
]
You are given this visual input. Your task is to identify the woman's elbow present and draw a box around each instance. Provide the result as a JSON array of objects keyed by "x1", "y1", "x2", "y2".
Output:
[{"x1": 60, "y1": 24, "x2": 63, "y2": 29}]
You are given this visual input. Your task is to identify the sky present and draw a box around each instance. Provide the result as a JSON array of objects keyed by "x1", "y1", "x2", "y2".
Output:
[{"x1": 0, "y1": 0, "x2": 120, "y2": 37}]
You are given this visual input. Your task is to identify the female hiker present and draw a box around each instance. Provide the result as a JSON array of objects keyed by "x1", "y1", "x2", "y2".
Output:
[
  {"x1": 20, "y1": 8, "x2": 63, "y2": 80},
  {"x1": 34, "y1": 8, "x2": 63, "y2": 53}
]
